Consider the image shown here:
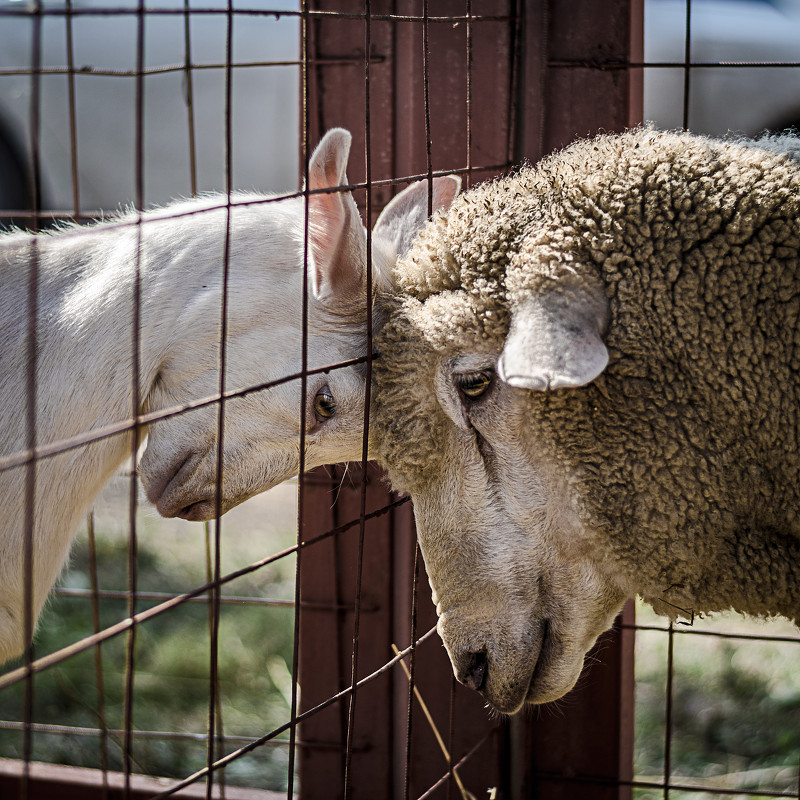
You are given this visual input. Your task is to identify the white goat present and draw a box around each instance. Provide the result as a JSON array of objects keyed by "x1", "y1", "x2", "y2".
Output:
[{"x1": 0, "y1": 129, "x2": 460, "y2": 663}]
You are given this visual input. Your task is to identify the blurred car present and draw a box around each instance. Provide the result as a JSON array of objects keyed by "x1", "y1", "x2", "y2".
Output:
[
  {"x1": 0, "y1": 0, "x2": 299, "y2": 220},
  {"x1": 644, "y1": 0, "x2": 800, "y2": 135},
  {"x1": 3, "y1": 0, "x2": 800, "y2": 222}
]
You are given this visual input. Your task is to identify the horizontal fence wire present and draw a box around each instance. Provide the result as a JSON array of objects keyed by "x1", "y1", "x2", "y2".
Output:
[
  {"x1": 625, "y1": 622, "x2": 800, "y2": 647},
  {"x1": 0, "y1": 495, "x2": 410, "y2": 690},
  {"x1": 0, "y1": 356, "x2": 373, "y2": 474},
  {"x1": 0, "y1": 7, "x2": 511, "y2": 22},
  {"x1": 7, "y1": 2, "x2": 799, "y2": 799}
]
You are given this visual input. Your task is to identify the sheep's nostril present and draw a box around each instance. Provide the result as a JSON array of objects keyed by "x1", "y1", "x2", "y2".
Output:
[{"x1": 459, "y1": 651, "x2": 488, "y2": 692}]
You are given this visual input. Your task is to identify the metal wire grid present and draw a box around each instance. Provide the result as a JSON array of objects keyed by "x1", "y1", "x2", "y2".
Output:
[
  {"x1": 624, "y1": 619, "x2": 800, "y2": 799},
  {"x1": 3, "y1": 1, "x2": 799, "y2": 798},
  {"x1": 0, "y1": 2, "x2": 509, "y2": 798}
]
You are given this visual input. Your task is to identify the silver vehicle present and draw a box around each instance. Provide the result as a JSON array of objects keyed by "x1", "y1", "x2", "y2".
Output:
[
  {"x1": 645, "y1": 0, "x2": 800, "y2": 135},
  {"x1": 3, "y1": 0, "x2": 800, "y2": 221},
  {"x1": 0, "y1": 0, "x2": 299, "y2": 220}
]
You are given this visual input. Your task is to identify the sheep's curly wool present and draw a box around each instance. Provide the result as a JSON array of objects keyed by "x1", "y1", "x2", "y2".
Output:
[{"x1": 374, "y1": 128, "x2": 800, "y2": 621}]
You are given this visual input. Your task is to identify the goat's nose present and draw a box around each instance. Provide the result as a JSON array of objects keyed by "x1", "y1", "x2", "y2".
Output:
[{"x1": 458, "y1": 651, "x2": 488, "y2": 692}]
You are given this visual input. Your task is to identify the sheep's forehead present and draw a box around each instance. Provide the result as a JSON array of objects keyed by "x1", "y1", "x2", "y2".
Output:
[
  {"x1": 373, "y1": 290, "x2": 499, "y2": 491},
  {"x1": 393, "y1": 170, "x2": 545, "y2": 304},
  {"x1": 396, "y1": 127, "x2": 800, "y2": 302}
]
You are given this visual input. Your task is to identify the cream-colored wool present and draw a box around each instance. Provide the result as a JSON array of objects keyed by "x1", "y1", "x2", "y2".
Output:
[{"x1": 373, "y1": 128, "x2": 800, "y2": 712}]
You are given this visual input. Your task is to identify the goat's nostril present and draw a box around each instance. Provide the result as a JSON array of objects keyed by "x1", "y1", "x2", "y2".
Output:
[{"x1": 459, "y1": 651, "x2": 488, "y2": 692}]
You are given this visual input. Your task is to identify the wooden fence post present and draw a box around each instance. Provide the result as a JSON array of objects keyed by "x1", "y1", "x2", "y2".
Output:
[{"x1": 298, "y1": 2, "x2": 642, "y2": 797}]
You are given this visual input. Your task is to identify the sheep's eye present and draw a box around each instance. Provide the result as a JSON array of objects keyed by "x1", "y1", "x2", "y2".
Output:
[
  {"x1": 456, "y1": 371, "x2": 492, "y2": 399},
  {"x1": 314, "y1": 387, "x2": 336, "y2": 419}
]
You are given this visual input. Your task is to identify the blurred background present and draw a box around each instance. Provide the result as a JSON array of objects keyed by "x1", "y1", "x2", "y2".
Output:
[
  {"x1": 0, "y1": 0, "x2": 299, "y2": 220},
  {"x1": 0, "y1": 0, "x2": 798, "y2": 797}
]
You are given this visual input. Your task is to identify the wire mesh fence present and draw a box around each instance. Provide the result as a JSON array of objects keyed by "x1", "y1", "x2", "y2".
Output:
[
  {"x1": 633, "y1": 3, "x2": 800, "y2": 798},
  {"x1": 0, "y1": 1, "x2": 798, "y2": 799}
]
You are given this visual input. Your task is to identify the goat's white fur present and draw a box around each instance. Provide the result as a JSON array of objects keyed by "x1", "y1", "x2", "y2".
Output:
[{"x1": 0, "y1": 129, "x2": 460, "y2": 663}]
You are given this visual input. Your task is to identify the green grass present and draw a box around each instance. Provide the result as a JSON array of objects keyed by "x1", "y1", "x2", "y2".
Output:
[
  {"x1": 0, "y1": 476, "x2": 299, "y2": 791},
  {"x1": 633, "y1": 601, "x2": 800, "y2": 799}
]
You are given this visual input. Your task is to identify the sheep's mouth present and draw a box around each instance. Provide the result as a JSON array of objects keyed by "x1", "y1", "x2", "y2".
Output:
[
  {"x1": 480, "y1": 618, "x2": 551, "y2": 715},
  {"x1": 522, "y1": 619, "x2": 585, "y2": 706},
  {"x1": 524, "y1": 618, "x2": 553, "y2": 703},
  {"x1": 485, "y1": 617, "x2": 577, "y2": 712}
]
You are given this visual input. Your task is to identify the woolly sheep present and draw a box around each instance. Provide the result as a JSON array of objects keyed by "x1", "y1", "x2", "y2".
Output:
[{"x1": 371, "y1": 128, "x2": 800, "y2": 714}]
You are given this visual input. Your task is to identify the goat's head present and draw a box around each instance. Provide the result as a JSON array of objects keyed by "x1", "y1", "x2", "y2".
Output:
[{"x1": 138, "y1": 129, "x2": 460, "y2": 520}]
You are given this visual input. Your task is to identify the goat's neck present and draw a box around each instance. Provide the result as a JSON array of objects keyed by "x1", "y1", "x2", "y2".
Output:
[{"x1": 0, "y1": 214, "x2": 220, "y2": 632}]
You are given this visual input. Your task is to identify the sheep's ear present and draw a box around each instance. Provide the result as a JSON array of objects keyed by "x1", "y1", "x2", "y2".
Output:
[
  {"x1": 307, "y1": 128, "x2": 368, "y2": 303},
  {"x1": 498, "y1": 288, "x2": 609, "y2": 390},
  {"x1": 373, "y1": 175, "x2": 461, "y2": 259}
]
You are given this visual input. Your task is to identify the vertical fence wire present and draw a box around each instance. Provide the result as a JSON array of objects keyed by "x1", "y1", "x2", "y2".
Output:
[
  {"x1": 421, "y1": 0, "x2": 433, "y2": 214},
  {"x1": 342, "y1": 3, "x2": 374, "y2": 796},
  {"x1": 446, "y1": 676, "x2": 457, "y2": 800},
  {"x1": 20, "y1": 6, "x2": 43, "y2": 798},
  {"x1": 183, "y1": 0, "x2": 199, "y2": 199},
  {"x1": 662, "y1": 622, "x2": 675, "y2": 800},
  {"x1": 403, "y1": 543, "x2": 422, "y2": 800},
  {"x1": 397, "y1": 3, "x2": 439, "y2": 796},
  {"x1": 87, "y1": 511, "x2": 111, "y2": 800},
  {"x1": 681, "y1": 0, "x2": 692, "y2": 131},
  {"x1": 204, "y1": 521, "x2": 227, "y2": 800},
  {"x1": 121, "y1": 2, "x2": 147, "y2": 795},
  {"x1": 465, "y1": 0, "x2": 473, "y2": 190},
  {"x1": 290, "y1": 4, "x2": 312, "y2": 796},
  {"x1": 204, "y1": 2, "x2": 236, "y2": 795},
  {"x1": 64, "y1": 0, "x2": 80, "y2": 217}
]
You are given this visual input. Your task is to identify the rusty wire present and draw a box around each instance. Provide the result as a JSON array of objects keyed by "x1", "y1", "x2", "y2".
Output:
[
  {"x1": 19, "y1": 5, "x2": 43, "y2": 800},
  {"x1": 9, "y1": 2, "x2": 484, "y2": 797},
  {"x1": 2, "y1": 1, "x2": 602, "y2": 798},
  {"x1": 4, "y1": 2, "x2": 800, "y2": 799},
  {"x1": 341, "y1": 2, "x2": 373, "y2": 796}
]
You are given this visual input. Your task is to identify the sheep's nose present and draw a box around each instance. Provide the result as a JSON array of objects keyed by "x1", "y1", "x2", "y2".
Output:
[{"x1": 458, "y1": 650, "x2": 488, "y2": 692}]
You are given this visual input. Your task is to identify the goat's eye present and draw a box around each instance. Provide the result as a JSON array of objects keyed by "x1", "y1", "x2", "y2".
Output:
[
  {"x1": 456, "y1": 371, "x2": 492, "y2": 399},
  {"x1": 314, "y1": 387, "x2": 336, "y2": 419}
]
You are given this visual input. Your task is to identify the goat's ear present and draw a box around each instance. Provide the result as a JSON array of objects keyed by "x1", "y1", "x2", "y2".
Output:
[
  {"x1": 373, "y1": 175, "x2": 461, "y2": 259},
  {"x1": 307, "y1": 128, "x2": 368, "y2": 302},
  {"x1": 498, "y1": 287, "x2": 609, "y2": 390}
]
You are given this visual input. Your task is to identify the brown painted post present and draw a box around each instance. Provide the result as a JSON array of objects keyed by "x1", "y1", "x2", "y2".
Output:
[
  {"x1": 299, "y1": 4, "x2": 517, "y2": 798},
  {"x1": 299, "y1": 2, "x2": 642, "y2": 798},
  {"x1": 508, "y1": 2, "x2": 642, "y2": 798},
  {"x1": 298, "y1": 465, "x2": 399, "y2": 798}
]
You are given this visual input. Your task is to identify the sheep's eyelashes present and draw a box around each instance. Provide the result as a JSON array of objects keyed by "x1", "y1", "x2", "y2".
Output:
[
  {"x1": 313, "y1": 386, "x2": 337, "y2": 419},
  {"x1": 456, "y1": 370, "x2": 493, "y2": 400}
]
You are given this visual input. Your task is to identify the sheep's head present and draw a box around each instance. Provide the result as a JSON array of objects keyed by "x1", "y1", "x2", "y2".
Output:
[
  {"x1": 374, "y1": 128, "x2": 800, "y2": 711},
  {"x1": 374, "y1": 274, "x2": 630, "y2": 712},
  {"x1": 372, "y1": 164, "x2": 631, "y2": 712}
]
